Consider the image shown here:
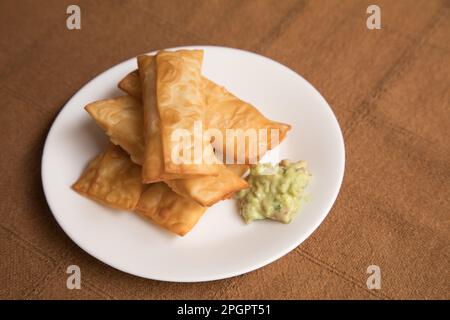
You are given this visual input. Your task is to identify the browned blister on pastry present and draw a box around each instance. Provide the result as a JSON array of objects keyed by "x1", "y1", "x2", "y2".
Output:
[
  {"x1": 156, "y1": 50, "x2": 221, "y2": 175},
  {"x1": 136, "y1": 183, "x2": 207, "y2": 236},
  {"x1": 72, "y1": 144, "x2": 143, "y2": 210},
  {"x1": 137, "y1": 55, "x2": 198, "y2": 183},
  {"x1": 85, "y1": 96, "x2": 145, "y2": 165}
]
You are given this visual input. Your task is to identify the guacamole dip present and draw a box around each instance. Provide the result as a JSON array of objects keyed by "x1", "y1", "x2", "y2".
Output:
[{"x1": 236, "y1": 160, "x2": 311, "y2": 224}]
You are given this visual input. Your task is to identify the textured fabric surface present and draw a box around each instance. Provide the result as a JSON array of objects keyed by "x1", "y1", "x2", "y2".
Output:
[{"x1": 0, "y1": 0, "x2": 449, "y2": 299}]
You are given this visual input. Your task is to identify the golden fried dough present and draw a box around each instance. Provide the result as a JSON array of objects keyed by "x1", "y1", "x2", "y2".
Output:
[
  {"x1": 118, "y1": 70, "x2": 290, "y2": 163},
  {"x1": 138, "y1": 55, "x2": 198, "y2": 183},
  {"x1": 136, "y1": 183, "x2": 207, "y2": 236},
  {"x1": 85, "y1": 96, "x2": 145, "y2": 165},
  {"x1": 204, "y1": 80, "x2": 291, "y2": 163},
  {"x1": 155, "y1": 50, "x2": 221, "y2": 174},
  {"x1": 165, "y1": 165, "x2": 249, "y2": 207},
  {"x1": 72, "y1": 145, "x2": 143, "y2": 210}
]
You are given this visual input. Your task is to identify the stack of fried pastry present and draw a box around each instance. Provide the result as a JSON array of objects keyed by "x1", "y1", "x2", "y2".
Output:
[{"x1": 73, "y1": 50, "x2": 291, "y2": 236}]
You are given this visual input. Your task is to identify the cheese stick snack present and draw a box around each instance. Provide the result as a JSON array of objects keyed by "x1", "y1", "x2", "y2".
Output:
[
  {"x1": 118, "y1": 70, "x2": 290, "y2": 164},
  {"x1": 137, "y1": 54, "x2": 198, "y2": 182},
  {"x1": 155, "y1": 50, "x2": 221, "y2": 174},
  {"x1": 84, "y1": 92, "x2": 249, "y2": 207}
]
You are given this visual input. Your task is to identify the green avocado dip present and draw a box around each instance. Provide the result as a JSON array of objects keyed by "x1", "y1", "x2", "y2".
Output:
[{"x1": 236, "y1": 160, "x2": 311, "y2": 224}]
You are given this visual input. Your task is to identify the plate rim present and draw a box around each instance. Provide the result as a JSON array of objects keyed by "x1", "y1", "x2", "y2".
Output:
[{"x1": 41, "y1": 45, "x2": 346, "y2": 282}]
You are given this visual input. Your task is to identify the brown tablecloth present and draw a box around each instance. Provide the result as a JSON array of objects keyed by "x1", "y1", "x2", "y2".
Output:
[{"x1": 1, "y1": 0, "x2": 449, "y2": 299}]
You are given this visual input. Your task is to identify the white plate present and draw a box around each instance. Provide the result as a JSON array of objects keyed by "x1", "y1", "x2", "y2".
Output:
[{"x1": 42, "y1": 46, "x2": 345, "y2": 282}]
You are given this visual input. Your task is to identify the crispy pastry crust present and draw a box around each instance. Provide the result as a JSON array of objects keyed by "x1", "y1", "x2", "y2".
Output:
[
  {"x1": 137, "y1": 55, "x2": 199, "y2": 183},
  {"x1": 135, "y1": 183, "x2": 207, "y2": 236},
  {"x1": 118, "y1": 69, "x2": 291, "y2": 163},
  {"x1": 204, "y1": 79, "x2": 291, "y2": 163},
  {"x1": 72, "y1": 145, "x2": 143, "y2": 210},
  {"x1": 165, "y1": 165, "x2": 249, "y2": 207},
  {"x1": 85, "y1": 96, "x2": 145, "y2": 165},
  {"x1": 155, "y1": 50, "x2": 221, "y2": 174},
  {"x1": 73, "y1": 146, "x2": 207, "y2": 235}
]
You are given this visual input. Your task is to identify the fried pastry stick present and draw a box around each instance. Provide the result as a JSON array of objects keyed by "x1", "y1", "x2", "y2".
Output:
[
  {"x1": 154, "y1": 50, "x2": 221, "y2": 175},
  {"x1": 84, "y1": 96, "x2": 249, "y2": 207},
  {"x1": 137, "y1": 54, "x2": 198, "y2": 182},
  {"x1": 118, "y1": 69, "x2": 291, "y2": 164}
]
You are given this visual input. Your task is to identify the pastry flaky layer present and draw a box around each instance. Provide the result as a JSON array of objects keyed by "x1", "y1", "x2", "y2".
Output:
[{"x1": 137, "y1": 54, "x2": 168, "y2": 183}]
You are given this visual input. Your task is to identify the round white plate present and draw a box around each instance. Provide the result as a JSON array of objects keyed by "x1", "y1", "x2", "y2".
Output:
[{"x1": 42, "y1": 46, "x2": 345, "y2": 282}]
